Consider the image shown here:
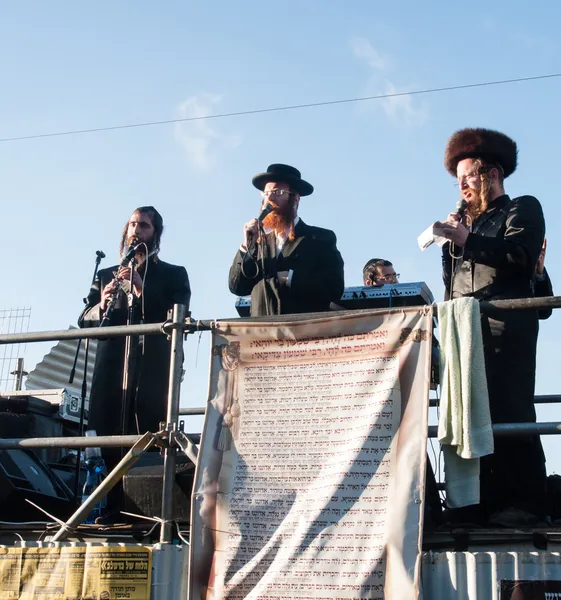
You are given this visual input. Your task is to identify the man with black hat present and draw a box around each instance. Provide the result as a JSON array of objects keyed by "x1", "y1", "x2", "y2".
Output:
[
  {"x1": 228, "y1": 163, "x2": 344, "y2": 316},
  {"x1": 437, "y1": 128, "x2": 547, "y2": 527}
]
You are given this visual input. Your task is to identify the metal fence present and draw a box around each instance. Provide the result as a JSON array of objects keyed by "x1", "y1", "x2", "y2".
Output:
[
  {"x1": 0, "y1": 296, "x2": 560, "y2": 543},
  {"x1": 0, "y1": 307, "x2": 31, "y2": 392}
]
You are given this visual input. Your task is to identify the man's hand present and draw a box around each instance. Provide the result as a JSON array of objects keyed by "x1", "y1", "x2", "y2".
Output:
[
  {"x1": 100, "y1": 279, "x2": 118, "y2": 311},
  {"x1": 435, "y1": 212, "x2": 470, "y2": 247},
  {"x1": 118, "y1": 267, "x2": 144, "y2": 296},
  {"x1": 243, "y1": 218, "x2": 259, "y2": 249},
  {"x1": 536, "y1": 238, "x2": 547, "y2": 275}
]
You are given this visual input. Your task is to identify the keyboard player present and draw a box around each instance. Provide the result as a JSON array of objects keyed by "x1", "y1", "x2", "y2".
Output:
[{"x1": 363, "y1": 258, "x2": 399, "y2": 287}]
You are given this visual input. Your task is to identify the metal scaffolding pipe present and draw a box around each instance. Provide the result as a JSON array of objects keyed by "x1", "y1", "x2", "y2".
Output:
[
  {"x1": 160, "y1": 304, "x2": 188, "y2": 544},
  {"x1": 428, "y1": 421, "x2": 561, "y2": 438},
  {"x1": 0, "y1": 435, "x2": 144, "y2": 449},
  {"x1": 1, "y1": 295, "x2": 560, "y2": 347},
  {"x1": 179, "y1": 407, "x2": 205, "y2": 416},
  {"x1": 480, "y1": 295, "x2": 561, "y2": 313},
  {"x1": 0, "y1": 323, "x2": 167, "y2": 345},
  {"x1": 429, "y1": 394, "x2": 561, "y2": 408},
  {"x1": 51, "y1": 432, "x2": 156, "y2": 542},
  {"x1": 0, "y1": 433, "x2": 200, "y2": 450}
]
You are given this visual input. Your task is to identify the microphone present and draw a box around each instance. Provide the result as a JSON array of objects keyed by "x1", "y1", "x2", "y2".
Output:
[
  {"x1": 96, "y1": 250, "x2": 106, "y2": 259},
  {"x1": 257, "y1": 203, "x2": 274, "y2": 223},
  {"x1": 456, "y1": 199, "x2": 468, "y2": 218},
  {"x1": 120, "y1": 240, "x2": 140, "y2": 266}
]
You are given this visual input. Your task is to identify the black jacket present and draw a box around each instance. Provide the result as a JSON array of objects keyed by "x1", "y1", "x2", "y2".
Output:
[
  {"x1": 79, "y1": 258, "x2": 191, "y2": 438},
  {"x1": 440, "y1": 194, "x2": 545, "y2": 419},
  {"x1": 228, "y1": 219, "x2": 344, "y2": 317},
  {"x1": 442, "y1": 195, "x2": 544, "y2": 302}
]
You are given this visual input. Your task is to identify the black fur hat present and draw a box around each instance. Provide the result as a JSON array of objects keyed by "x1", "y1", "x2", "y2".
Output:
[{"x1": 444, "y1": 128, "x2": 518, "y2": 178}]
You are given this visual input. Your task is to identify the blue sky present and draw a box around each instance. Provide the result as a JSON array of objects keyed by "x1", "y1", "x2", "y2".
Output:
[{"x1": 1, "y1": 1, "x2": 560, "y2": 470}]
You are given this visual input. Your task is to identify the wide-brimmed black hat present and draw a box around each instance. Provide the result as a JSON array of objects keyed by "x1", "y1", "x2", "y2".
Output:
[
  {"x1": 252, "y1": 163, "x2": 314, "y2": 196},
  {"x1": 444, "y1": 128, "x2": 518, "y2": 178}
]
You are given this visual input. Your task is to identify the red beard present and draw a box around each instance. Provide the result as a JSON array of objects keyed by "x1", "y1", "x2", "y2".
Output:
[{"x1": 262, "y1": 197, "x2": 298, "y2": 238}]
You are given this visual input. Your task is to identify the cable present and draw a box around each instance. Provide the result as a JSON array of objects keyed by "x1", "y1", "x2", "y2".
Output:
[{"x1": 1, "y1": 72, "x2": 560, "y2": 143}]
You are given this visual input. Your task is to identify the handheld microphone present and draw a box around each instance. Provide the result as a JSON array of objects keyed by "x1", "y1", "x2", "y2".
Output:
[
  {"x1": 257, "y1": 203, "x2": 274, "y2": 223},
  {"x1": 456, "y1": 199, "x2": 468, "y2": 218}
]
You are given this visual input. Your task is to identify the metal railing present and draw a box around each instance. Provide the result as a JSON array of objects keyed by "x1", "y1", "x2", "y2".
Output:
[
  {"x1": 0, "y1": 304, "x2": 203, "y2": 543},
  {"x1": 0, "y1": 296, "x2": 560, "y2": 541}
]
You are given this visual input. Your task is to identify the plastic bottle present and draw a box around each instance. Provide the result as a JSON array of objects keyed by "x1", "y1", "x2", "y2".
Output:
[{"x1": 81, "y1": 430, "x2": 107, "y2": 523}]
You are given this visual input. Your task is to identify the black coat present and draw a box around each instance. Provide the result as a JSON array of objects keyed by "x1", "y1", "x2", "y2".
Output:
[
  {"x1": 442, "y1": 194, "x2": 546, "y2": 516},
  {"x1": 228, "y1": 219, "x2": 345, "y2": 317},
  {"x1": 535, "y1": 268, "x2": 554, "y2": 320},
  {"x1": 442, "y1": 194, "x2": 544, "y2": 423},
  {"x1": 79, "y1": 258, "x2": 191, "y2": 438}
]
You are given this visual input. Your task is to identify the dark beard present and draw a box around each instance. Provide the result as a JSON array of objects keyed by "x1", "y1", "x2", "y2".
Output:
[
  {"x1": 125, "y1": 236, "x2": 154, "y2": 262},
  {"x1": 262, "y1": 197, "x2": 298, "y2": 236}
]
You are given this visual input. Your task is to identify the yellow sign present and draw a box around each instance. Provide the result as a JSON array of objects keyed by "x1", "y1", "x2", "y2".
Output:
[{"x1": 0, "y1": 546, "x2": 152, "y2": 600}]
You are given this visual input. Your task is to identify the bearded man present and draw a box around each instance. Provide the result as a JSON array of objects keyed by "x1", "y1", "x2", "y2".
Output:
[
  {"x1": 229, "y1": 164, "x2": 344, "y2": 316},
  {"x1": 437, "y1": 128, "x2": 547, "y2": 526},
  {"x1": 79, "y1": 206, "x2": 191, "y2": 454}
]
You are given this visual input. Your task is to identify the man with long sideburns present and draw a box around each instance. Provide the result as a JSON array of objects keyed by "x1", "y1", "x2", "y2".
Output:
[
  {"x1": 437, "y1": 128, "x2": 547, "y2": 527},
  {"x1": 229, "y1": 163, "x2": 344, "y2": 316},
  {"x1": 79, "y1": 206, "x2": 190, "y2": 515}
]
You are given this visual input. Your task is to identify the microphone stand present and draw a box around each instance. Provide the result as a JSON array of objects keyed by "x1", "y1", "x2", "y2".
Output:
[
  {"x1": 70, "y1": 250, "x2": 104, "y2": 509},
  {"x1": 120, "y1": 255, "x2": 140, "y2": 454}
]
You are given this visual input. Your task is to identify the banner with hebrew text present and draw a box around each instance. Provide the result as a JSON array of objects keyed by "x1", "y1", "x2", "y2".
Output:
[{"x1": 189, "y1": 308, "x2": 432, "y2": 600}]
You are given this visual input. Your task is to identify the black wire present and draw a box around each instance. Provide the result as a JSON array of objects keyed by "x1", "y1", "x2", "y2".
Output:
[
  {"x1": 133, "y1": 249, "x2": 150, "y2": 435},
  {"x1": 1, "y1": 72, "x2": 560, "y2": 143}
]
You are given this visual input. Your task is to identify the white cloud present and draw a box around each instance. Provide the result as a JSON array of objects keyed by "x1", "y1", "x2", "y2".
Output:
[
  {"x1": 350, "y1": 37, "x2": 387, "y2": 70},
  {"x1": 379, "y1": 80, "x2": 428, "y2": 127},
  {"x1": 174, "y1": 93, "x2": 242, "y2": 170},
  {"x1": 351, "y1": 37, "x2": 427, "y2": 128}
]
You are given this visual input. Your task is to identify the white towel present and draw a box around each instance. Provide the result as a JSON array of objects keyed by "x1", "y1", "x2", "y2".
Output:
[{"x1": 437, "y1": 297, "x2": 494, "y2": 508}]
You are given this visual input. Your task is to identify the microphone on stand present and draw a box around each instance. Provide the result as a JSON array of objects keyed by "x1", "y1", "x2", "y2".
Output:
[
  {"x1": 96, "y1": 250, "x2": 106, "y2": 259},
  {"x1": 120, "y1": 239, "x2": 140, "y2": 266}
]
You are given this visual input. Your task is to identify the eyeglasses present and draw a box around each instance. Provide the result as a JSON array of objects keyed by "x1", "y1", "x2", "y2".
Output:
[
  {"x1": 376, "y1": 273, "x2": 399, "y2": 283},
  {"x1": 454, "y1": 171, "x2": 480, "y2": 187},
  {"x1": 454, "y1": 168, "x2": 489, "y2": 187},
  {"x1": 260, "y1": 189, "x2": 292, "y2": 198}
]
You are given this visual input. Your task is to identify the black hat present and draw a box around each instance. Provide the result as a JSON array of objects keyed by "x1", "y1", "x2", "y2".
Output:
[
  {"x1": 444, "y1": 128, "x2": 518, "y2": 178},
  {"x1": 252, "y1": 163, "x2": 314, "y2": 196}
]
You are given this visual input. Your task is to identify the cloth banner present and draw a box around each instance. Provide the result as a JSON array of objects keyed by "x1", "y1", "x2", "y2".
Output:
[{"x1": 189, "y1": 308, "x2": 432, "y2": 600}]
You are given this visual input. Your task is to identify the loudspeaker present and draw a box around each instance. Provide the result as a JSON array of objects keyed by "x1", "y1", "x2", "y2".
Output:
[
  {"x1": 123, "y1": 452, "x2": 195, "y2": 523},
  {"x1": 0, "y1": 449, "x2": 73, "y2": 520}
]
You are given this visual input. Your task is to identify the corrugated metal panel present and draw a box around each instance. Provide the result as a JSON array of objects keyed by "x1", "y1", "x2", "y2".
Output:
[
  {"x1": 25, "y1": 327, "x2": 97, "y2": 400},
  {"x1": 151, "y1": 543, "x2": 189, "y2": 600},
  {"x1": 2, "y1": 541, "x2": 188, "y2": 600},
  {"x1": 421, "y1": 551, "x2": 561, "y2": 599}
]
